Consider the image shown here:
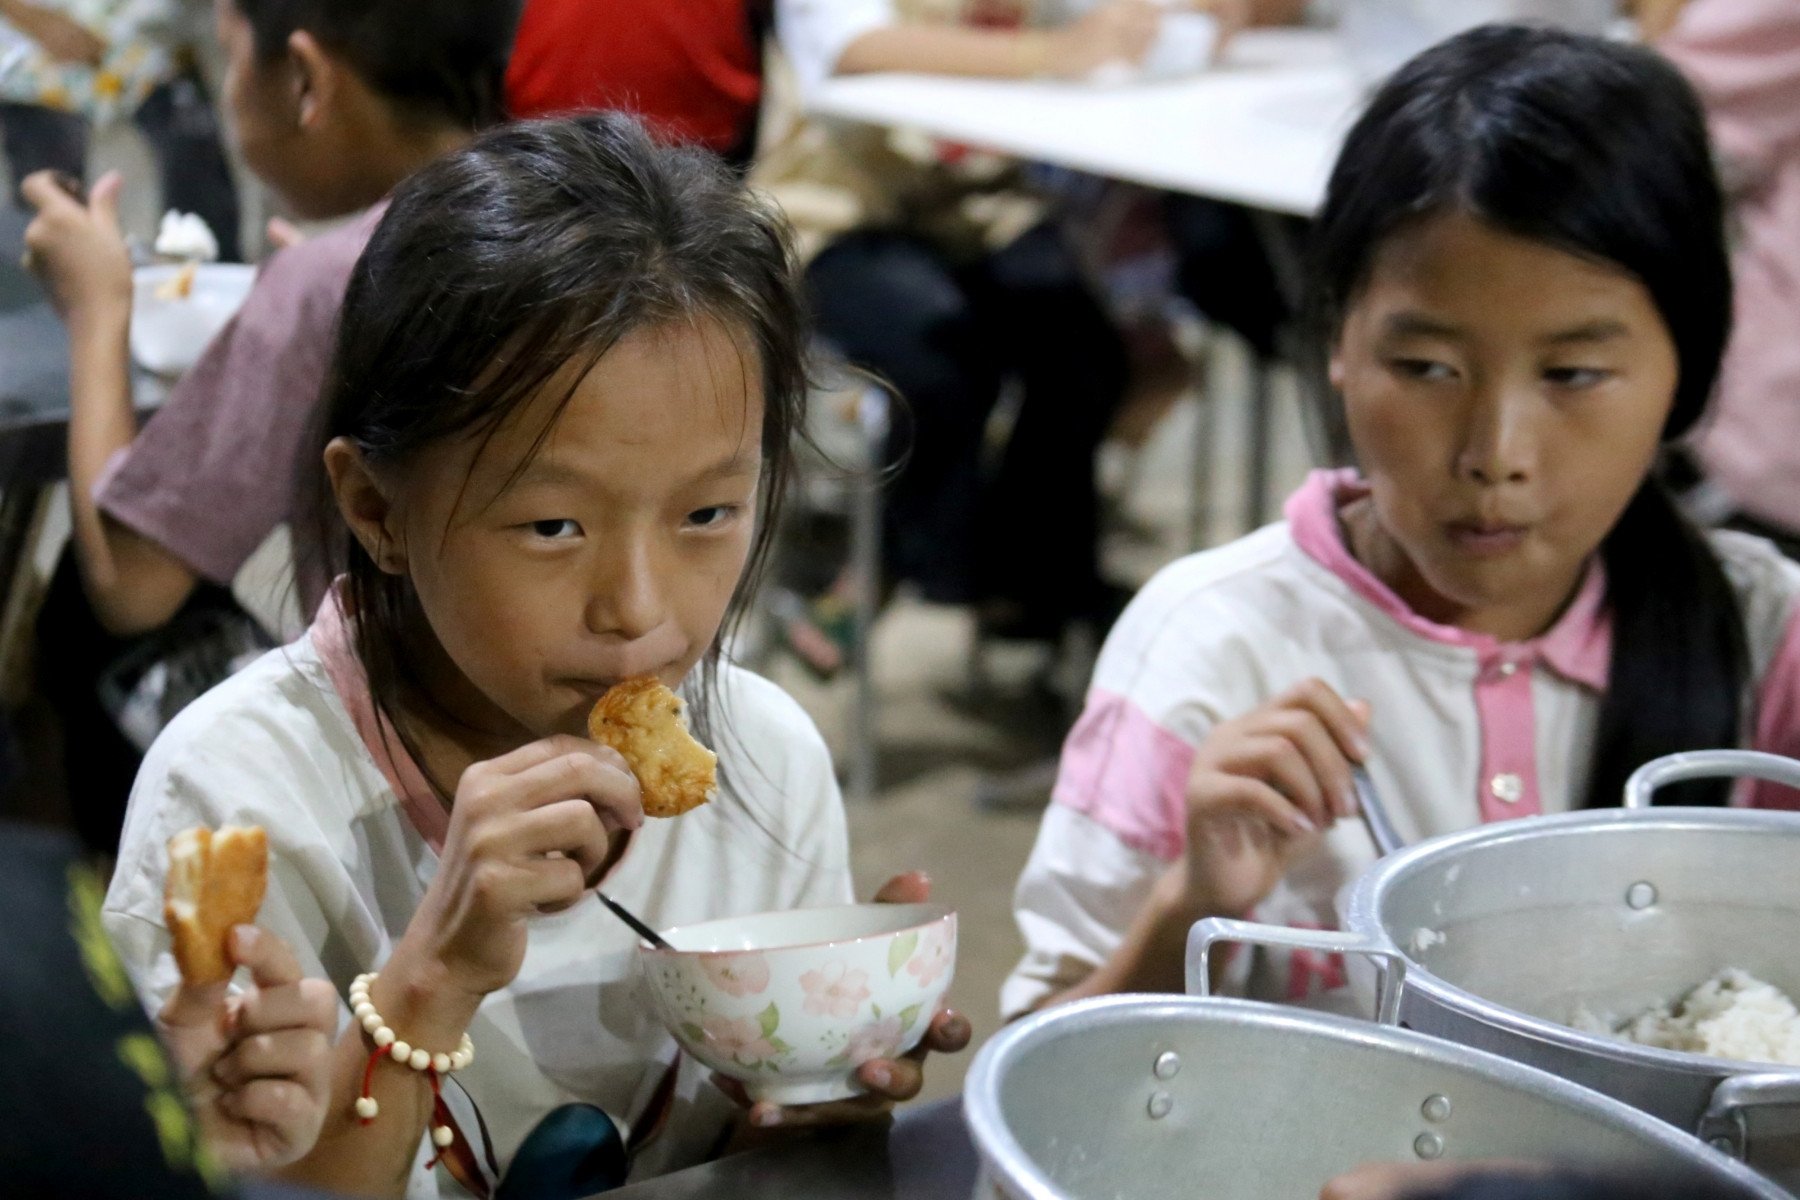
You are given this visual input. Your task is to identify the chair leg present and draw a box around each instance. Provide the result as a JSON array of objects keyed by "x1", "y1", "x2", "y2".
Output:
[
  {"x1": 1187, "y1": 340, "x2": 1220, "y2": 551},
  {"x1": 845, "y1": 386, "x2": 888, "y2": 804},
  {"x1": 0, "y1": 484, "x2": 53, "y2": 709},
  {"x1": 1245, "y1": 350, "x2": 1276, "y2": 531}
]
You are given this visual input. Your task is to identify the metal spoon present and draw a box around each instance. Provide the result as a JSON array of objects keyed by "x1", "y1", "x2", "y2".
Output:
[
  {"x1": 596, "y1": 890, "x2": 673, "y2": 950},
  {"x1": 1352, "y1": 766, "x2": 1405, "y2": 858}
]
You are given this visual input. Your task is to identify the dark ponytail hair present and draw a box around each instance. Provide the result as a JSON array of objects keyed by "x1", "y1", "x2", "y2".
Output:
[
  {"x1": 1307, "y1": 25, "x2": 1742, "y2": 808},
  {"x1": 301, "y1": 113, "x2": 807, "y2": 797}
]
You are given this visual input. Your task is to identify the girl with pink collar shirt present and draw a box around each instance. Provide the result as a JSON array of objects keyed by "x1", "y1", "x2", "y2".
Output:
[{"x1": 1005, "y1": 24, "x2": 1800, "y2": 1019}]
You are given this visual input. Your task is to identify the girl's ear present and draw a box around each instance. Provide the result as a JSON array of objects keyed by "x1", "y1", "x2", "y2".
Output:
[
  {"x1": 325, "y1": 437, "x2": 407, "y2": 575},
  {"x1": 286, "y1": 29, "x2": 336, "y2": 130}
]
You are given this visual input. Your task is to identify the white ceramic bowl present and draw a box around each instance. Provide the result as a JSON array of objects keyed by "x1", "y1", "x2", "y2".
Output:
[
  {"x1": 639, "y1": 902, "x2": 957, "y2": 1105},
  {"x1": 130, "y1": 263, "x2": 256, "y2": 378}
]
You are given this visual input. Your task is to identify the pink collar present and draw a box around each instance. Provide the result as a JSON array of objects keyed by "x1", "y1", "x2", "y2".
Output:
[
  {"x1": 1284, "y1": 468, "x2": 1611, "y2": 690},
  {"x1": 312, "y1": 587, "x2": 453, "y2": 854}
]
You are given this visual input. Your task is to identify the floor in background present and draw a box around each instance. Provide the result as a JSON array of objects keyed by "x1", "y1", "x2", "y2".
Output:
[{"x1": 773, "y1": 341, "x2": 1318, "y2": 1102}]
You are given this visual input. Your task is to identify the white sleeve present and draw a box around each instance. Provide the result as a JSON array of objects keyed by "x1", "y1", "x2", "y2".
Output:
[
  {"x1": 789, "y1": 761, "x2": 855, "y2": 910},
  {"x1": 1000, "y1": 805, "x2": 1167, "y2": 1020},
  {"x1": 716, "y1": 666, "x2": 855, "y2": 909},
  {"x1": 776, "y1": 0, "x2": 896, "y2": 99}
]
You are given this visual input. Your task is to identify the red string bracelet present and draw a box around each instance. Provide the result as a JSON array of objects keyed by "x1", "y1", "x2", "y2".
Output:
[{"x1": 349, "y1": 971, "x2": 475, "y2": 1157}]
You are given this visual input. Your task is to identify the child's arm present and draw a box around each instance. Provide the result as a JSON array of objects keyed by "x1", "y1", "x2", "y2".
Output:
[
  {"x1": 275, "y1": 736, "x2": 644, "y2": 1196},
  {"x1": 156, "y1": 924, "x2": 338, "y2": 1174},
  {"x1": 812, "y1": 0, "x2": 1158, "y2": 82},
  {"x1": 1035, "y1": 680, "x2": 1370, "y2": 1007},
  {"x1": 0, "y1": 0, "x2": 106, "y2": 65},
  {"x1": 21, "y1": 171, "x2": 202, "y2": 637}
]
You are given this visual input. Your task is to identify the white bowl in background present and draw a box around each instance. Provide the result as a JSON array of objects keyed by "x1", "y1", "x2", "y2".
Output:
[
  {"x1": 130, "y1": 263, "x2": 256, "y2": 378},
  {"x1": 640, "y1": 902, "x2": 958, "y2": 1106}
]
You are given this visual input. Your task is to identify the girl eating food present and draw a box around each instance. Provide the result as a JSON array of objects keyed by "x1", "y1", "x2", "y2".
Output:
[
  {"x1": 102, "y1": 114, "x2": 966, "y2": 1197},
  {"x1": 1005, "y1": 23, "x2": 1800, "y2": 1019}
]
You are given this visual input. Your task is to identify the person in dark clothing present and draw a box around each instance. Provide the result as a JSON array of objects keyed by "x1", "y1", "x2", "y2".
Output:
[{"x1": 808, "y1": 222, "x2": 1129, "y2": 640}]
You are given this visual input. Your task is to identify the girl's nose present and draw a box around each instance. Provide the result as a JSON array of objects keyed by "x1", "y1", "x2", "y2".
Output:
[
  {"x1": 1455, "y1": 385, "x2": 1536, "y2": 485},
  {"x1": 585, "y1": 537, "x2": 665, "y2": 640}
]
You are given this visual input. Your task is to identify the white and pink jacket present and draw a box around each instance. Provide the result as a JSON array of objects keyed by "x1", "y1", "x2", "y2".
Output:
[{"x1": 1003, "y1": 469, "x2": 1800, "y2": 1018}]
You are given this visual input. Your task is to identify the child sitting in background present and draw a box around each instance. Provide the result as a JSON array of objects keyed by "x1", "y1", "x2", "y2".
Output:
[
  {"x1": 21, "y1": 0, "x2": 521, "y2": 854},
  {"x1": 1655, "y1": 0, "x2": 1800, "y2": 554},
  {"x1": 1005, "y1": 23, "x2": 1800, "y2": 1018}
]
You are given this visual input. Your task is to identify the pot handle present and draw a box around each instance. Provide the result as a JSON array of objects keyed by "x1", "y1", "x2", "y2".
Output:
[
  {"x1": 1697, "y1": 1071, "x2": 1800, "y2": 1159},
  {"x1": 1186, "y1": 917, "x2": 1409, "y2": 1025},
  {"x1": 1623, "y1": 750, "x2": 1800, "y2": 809}
]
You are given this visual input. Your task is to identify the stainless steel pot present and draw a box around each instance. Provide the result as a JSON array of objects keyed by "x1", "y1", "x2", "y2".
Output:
[
  {"x1": 964, "y1": 994, "x2": 1788, "y2": 1200},
  {"x1": 1202, "y1": 750, "x2": 1800, "y2": 1185}
]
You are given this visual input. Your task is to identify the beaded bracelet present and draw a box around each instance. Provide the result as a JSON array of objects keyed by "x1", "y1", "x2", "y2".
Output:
[{"x1": 349, "y1": 972, "x2": 475, "y2": 1156}]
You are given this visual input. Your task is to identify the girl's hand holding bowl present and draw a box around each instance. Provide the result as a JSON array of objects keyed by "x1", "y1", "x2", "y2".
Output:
[{"x1": 640, "y1": 872, "x2": 969, "y2": 1130}]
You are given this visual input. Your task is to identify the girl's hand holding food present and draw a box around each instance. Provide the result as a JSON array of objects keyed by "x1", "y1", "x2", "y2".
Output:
[
  {"x1": 157, "y1": 926, "x2": 338, "y2": 1172},
  {"x1": 388, "y1": 736, "x2": 646, "y2": 1007},
  {"x1": 1179, "y1": 680, "x2": 1371, "y2": 918},
  {"x1": 713, "y1": 873, "x2": 972, "y2": 1135},
  {"x1": 20, "y1": 170, "x2": 130, "y2": 332}
]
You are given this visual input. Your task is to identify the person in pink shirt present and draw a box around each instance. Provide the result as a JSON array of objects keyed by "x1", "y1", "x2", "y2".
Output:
[
  {"x1": 1006, "y1": 24, "x2": 1800, "y2": 1018},
  {"x1": 20, "y1": 0, "x2": 522, "y2": 851},
  {"x1": 1659, "y1": 0, "x2": 1800, "y2": 551}
]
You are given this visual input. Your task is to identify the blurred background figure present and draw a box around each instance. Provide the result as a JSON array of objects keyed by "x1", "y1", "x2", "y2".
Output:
[
  {"x1": 761, "y1": 0, "x2": 1164, "y2": 672},
  {"x1": 1654, "y1": 0, "x2": 1800, "y2": 557},
  {"x1": 505, "y1": 0, "x2": 769, "y2": 167},
  {"x1": 0, "y1": 0, "x2": 241, "y2": 258}
]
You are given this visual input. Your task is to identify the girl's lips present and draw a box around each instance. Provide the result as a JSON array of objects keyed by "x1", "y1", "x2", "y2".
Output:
[{"x1": 1445, "y1": 522, "x2": 1528, "y2": 556}]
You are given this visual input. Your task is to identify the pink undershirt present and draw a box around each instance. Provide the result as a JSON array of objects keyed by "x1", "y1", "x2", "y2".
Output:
[
  {"x1": 1288, "y1": 469, "x2": 1612, "y2": 823},
  {"x1": 312, "y1": 590, "x2": 453, "y2": 853}
]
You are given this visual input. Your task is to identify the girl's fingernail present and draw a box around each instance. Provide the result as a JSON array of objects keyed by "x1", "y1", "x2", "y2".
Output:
[
  {"x1": 1341, "y1": 787, "x2": 1359, "y2": 816},
  {"x1": 754, "y1": 1108, "x2": 782, "y2": 1128},
  {"x1": 1291, "y1": 813, "x2": 1317, "y2": 835},
  {"x1": 868, "y1": 1065, "x2": 892, "y2": 1090}
]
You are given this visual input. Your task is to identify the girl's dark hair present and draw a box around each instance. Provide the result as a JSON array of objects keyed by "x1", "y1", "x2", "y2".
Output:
[
  {"x1": 1307, "y1": 25, "x2": 1742, "y2": 808},
  {"x1": 304, "y1": 113, "x2": 807, "y2": 796},
  {"x1": 233, "y1": 0, "x2": 521, "y2": 129}
]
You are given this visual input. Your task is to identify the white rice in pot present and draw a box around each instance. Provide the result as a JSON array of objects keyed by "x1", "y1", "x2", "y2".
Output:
[{"x1": 1572, "y1": 969, "x2": 1800, "y2": 1066}]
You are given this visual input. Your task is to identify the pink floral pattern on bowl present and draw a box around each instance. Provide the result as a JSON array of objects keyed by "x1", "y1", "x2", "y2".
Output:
[
  {"x1": 640, "y1": 905, "x2": 957, "y2": 1106},
  {"x1": 905, "y1": 923, "x2": 954, "y2": 988},
  {"x1": 801, "y1": 963, "x2": 872, "y2": 1019},
  {"x1": 700, "y1": 952, "x2": 771, "y2": 998},
  {"x1": 844, "y1": 1015, "x2": 905, "y2": 1066},
  {"x1": 700, "y1": 1013, "x2": 783, "y2": 1067}
]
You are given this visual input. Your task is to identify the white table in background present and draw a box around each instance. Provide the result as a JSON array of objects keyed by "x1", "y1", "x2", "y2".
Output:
[{"x1": 809, "y1": 27, "x2": 1356, "y2": 219}]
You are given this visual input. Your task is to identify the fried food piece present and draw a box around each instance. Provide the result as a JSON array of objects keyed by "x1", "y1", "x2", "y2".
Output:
[
  {"x1": 587, "y1": 677, "x2": 718, "y2": 818},
  {"x1": 152, "y1": 261, "x2": 198, "y2": 302},
  {"x1": 164, "y1": 825, "x2": 269, "y2": 985}
]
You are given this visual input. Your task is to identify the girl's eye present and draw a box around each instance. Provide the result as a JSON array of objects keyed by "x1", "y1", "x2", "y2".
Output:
[
  {"x1": 1544, "y1": 366, "x2": 1611, "y2": 389},
  {"x1": 1390, "y1": 358, "x2": 1458, "y2": 383},
  {"x1": 529, "y1": 519, "x2": 582, "y2": 539},
  {"x1": 687, "y1": 505, "x2": 739, "y2": 530}
]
